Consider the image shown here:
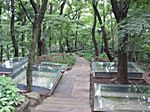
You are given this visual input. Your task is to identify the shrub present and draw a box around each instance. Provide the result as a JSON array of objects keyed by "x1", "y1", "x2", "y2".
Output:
[{"x1": 0, "y1": 76, "x2": 25, "y2": 112}]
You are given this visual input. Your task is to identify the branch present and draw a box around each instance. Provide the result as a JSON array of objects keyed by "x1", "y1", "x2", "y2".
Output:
[
  {"x1": 64, "y1": 7, "x2": 84, "y2": 17},
  {"x1": 38, "y1": 0, "x2": 48, "y2": 23},
  {"x1": 40, "y1": 0, "x2": 48, "y2": 14},
  {"x1": 92, "y1": 1, "x2": 114, "y2": 61},
  {"x1": 60, "y1": 0, "x2": 66, "y2": 15},
  {"x1": 72, "y1": 11, "x2": 78, "y2": 19},
  {"x1": 111, "y1": 0, "x2": 130, "y2": 23},
  {"x1": 92, "y1": 3, "x2": 102, "y2": 25},
  {"x1": 111, "y1": 0, "x2": 120, "y2": 23},
  {"x1": 30, "y1": 0, "x2": 38, "y2": 14},
  {"x1": 19, "y1": 0, "x2": 33, "y2": 24},
  {"x1": 68, "y1": 15, "x2": 72, "y2": 19}
]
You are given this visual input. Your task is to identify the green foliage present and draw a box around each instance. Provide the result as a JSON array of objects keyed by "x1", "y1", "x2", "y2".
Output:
[
  {"x1": 0, "y1": 76, "x2": 25, "y2": 112},
  {"x1": 47, "y1": 53, "x2": 76, "y2": 65},
  {"x1": 99, "y1": 53, "x2": 108, "y2": 60},
  {"x1": 0, "y1": 0, "x2": 149, "y2": 65},
  {"x1": 78, "y1": 50, "x2": 93, "y2": 61},
  {"x1": 114, "y1": 9, "x2": 150, "y2": 63},
  {"x1": 80, "y1": 51, "x2": 109, "y2": 62}
]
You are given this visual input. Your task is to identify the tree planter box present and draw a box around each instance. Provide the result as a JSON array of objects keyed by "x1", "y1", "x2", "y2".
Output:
[
  {"x1": 90, "y1": 71, "x2": 149, "y2": 112},
  {"x1": 12, "y1": 62, "x2": 67, "y2": 96},
  {"x1": 13, "y1": 67, "x2": 63, "y2": 96},
  {"x1": 0, "y1": 57, "x2": 27, "y2": 76},
  {"x1": 92, "y1": 76, "x2": 147, "y2": 85},
  {"x1": 92, "y1": 62, "x2": 144, "y2": 79},
  {"x1": 91, "y1": 83, "x2": 150, "y2": 112},
  {"x1": 94, "y1": 72, "x2": 143, "y2": 79}
]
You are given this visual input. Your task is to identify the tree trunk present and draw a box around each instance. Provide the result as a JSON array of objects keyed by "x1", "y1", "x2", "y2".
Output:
[
  {"x1": 49, "y1": 27, "x2": 52, "y2": 52},
  {"x1": 48, "y1": 3, "x2": 53, "y2": 52},
  {"x1": 26, "y1": 23, "x2": 39, "y2": 92},
  {"x1": 110, "y1": 13, "x2": 115, "y2": 54},
  {"x1": 21, "y1": 33, "x2": 25, "y2": 57},
  {"x1": 59, "y1": 29, "x2": 64, "y2": 53},
  {"x1": 26, "y1": 0, "x2": 48, "y2": 92},
  {"x1": 0, "y1": 45, "x2": 3, "y2": 62},
  {"x1": 21, "y1": 18, "x2": 26, "y2": 57},
  {"x1": 92, "y1": 2, "x2": 99, "y2": 57},
  {"x1": 37, "y1": 26, "x2": 42, "y2": 56},
  {"x1": 74, "y1": 14, "x2": 80, "y2": 51},
  {"x1": 111, "y1": 0, "x2": 130, "y2": 84},
  {"x1": 65, "y1": 36, "x2": 70, "y2": 53},
  {"x1": 58, "y1": 0, "x2": 66, "y2": 53},
  {"x1": 49, "y1": 2, "x2": 53, "y2": 14},
  {"x1": 41, "y1": 39, "x2": 46, "y2": 55},
  {"x1": 0, "y1": 5, "x2": 2, "y2": 62},
  {"x1": 65, "y1": 30, "x2": 70, "y2": 53},
  {"x1": 75, "y1": 26, "x2": 78, "y2": 51},
  {"x1": 0, "y1": 6, "x2": 1, "y2": 30},
  {"x1": 116, "y1": 34, "x2": 128, "y2": 84},
  {"x1": 6, "y1": 44, "x2": 10, "y2": 60},
  {"x1": 10, "y1": 0, "x2": 19, "y2": 57},
  {"x1": 92, "y1": 2, "x2": 113, "y2": 61},
  {"x1": 59, "y1": 40, "x2": 63, "y2": 53}
]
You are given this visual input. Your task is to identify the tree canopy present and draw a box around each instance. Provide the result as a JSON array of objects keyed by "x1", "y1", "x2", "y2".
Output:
[{"x1": 0, "y1": 0, "x2": 149, "y2": 88}]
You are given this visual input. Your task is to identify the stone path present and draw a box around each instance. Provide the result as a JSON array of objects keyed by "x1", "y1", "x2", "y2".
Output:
[{"x1": 34, "y1": 55, "x2": 91, "y2": 112}]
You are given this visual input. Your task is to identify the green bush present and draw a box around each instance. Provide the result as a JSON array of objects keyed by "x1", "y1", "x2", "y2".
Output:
[
  {"x1": 81, "y1": 52, "x2": 93, "y2": 61},
  {"x1": 0, "y1": 76, "x2": 25, "y2": 112},
  {"x1": 48, "y1": 53, "x2": 76, "y2": 66}
]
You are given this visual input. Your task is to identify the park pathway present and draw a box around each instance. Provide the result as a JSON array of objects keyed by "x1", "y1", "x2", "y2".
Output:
[{"x1": 34, "y1": 55, "x2": 91, "y2": 112}]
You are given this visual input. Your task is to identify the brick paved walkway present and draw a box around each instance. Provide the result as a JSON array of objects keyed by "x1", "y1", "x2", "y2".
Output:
[{"x1": 34, "y1": 55, "x2": 91, "y2": 112}]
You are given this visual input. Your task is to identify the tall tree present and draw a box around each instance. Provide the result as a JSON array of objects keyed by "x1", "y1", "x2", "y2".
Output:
[
  {"x1": 92, "y1": 1, "x2": 99, "y2": 57},
  {"x1": 111, "y1": 0, "x2": 130, "y2": 84},
  {"x1": 74, "y1": 14, "x2": 80, "y2": 51},
  {"x1": 0, "y1": 4, "x2": 3, "y2": 62},
  {"x1": 26, "y1": 0, "x2": 48, "y2": 92},
  {"x1": 59, "y1": 0, "x2": 66, "y2": 53},
  {"x1": 92, "y1": 1, "x2": 114, "y2": 61},
  {"x1": 48, "y1": 2, "x2": 53, "y2": 52},
  {"x1": 10, "y1": 0, "x2": 19, "y2": 57}
]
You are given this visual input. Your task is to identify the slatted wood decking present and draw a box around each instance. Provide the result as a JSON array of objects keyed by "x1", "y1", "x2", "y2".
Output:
[{"x1": 33, "y1": 55, "x2": 91, "y2": 112}]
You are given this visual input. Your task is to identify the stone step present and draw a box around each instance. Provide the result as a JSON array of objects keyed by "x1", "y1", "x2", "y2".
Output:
[
  {"x1": 34, "y1": 97, "x2": 91, "y2": 112},
  {"x1": 37, "y1": 101, "x2": 89, "y2": 108},
  {"x1": 43, "y1": 100, "x2": 89, "y2": 105},
  {"x1": 33, "y1": 106, "x2": 69, "y2": 112},
  {"x1": 35, "y1": 105, "x2": 91, "y2": 112},
  {"x1": 46, "y1": 97, "x2": 89, "y2": 103}
]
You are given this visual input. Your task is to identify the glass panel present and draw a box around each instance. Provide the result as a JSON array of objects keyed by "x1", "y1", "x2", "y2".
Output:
[
  {"x1": 0, "y1": 57, "x2": 27, "y2": 74},
  {"x1": 14, "y1": 69, "x2": 59, "y2": 89},
  {"x1": 1, "y1": 57, "x2": 27, "y2": 69},
  {"x1": 92, "y1": 62, "x2": 144, "y2": 73},
  {"x1": 33, "y1": 65, "x2": 61, "y2": 73},
  {"x1": 40, "y1": 61, "x2": 68, "y2": 69},
  {"x1": 94, "y1": 83, "x2": 150, "y2": 111}
]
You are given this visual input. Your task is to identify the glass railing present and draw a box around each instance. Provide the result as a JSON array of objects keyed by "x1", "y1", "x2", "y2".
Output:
[
  {"x1": 92, "y1": 62, "x2": 144, "y2": 73},
  {"x1": 1, "y1": 58, "x2": 67, "y2": 94},
  {"x1": 92, "y1": 62, "x2": 144, "y2": 78},
  {"x1": 13, "y1": 69, "x2": 59, "y2": 90},
  {"x1": 94, "y1": 83, "x2": 150, "y2": 111}
]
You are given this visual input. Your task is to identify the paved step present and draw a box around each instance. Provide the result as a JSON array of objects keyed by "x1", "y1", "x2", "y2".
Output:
[
  {"x1": 36, "y1": 102, "x2": 89, "y2": 108},
  {"x1": 35, "y1": 106, "x2": 91, "y2": 112},
  {"x1": 43, "y1": 100, "x2": 88, "y2": 106},
  {"x1": 46, "y1": 97, "x2": 89, "y2": 103}
]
